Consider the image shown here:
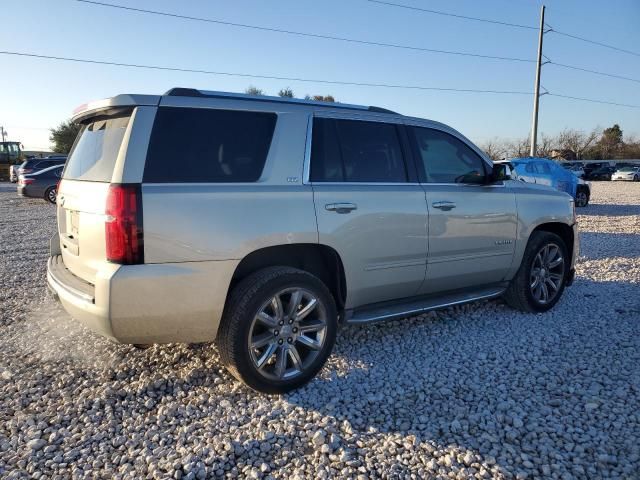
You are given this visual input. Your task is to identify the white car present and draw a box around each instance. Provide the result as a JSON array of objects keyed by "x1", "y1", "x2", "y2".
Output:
[{"x1": 611, "y1": 166, "x2": 640, "y2": 182}]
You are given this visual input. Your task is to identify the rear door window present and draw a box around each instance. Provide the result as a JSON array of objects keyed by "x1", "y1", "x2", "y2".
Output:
[
  {"x1": 63, "y1": 114, "x2": 131, "y2": 182},
  {"x1": 144, "y1": 107, "x2": 277, "y2": 183},
  {"x1": 310, "y1": 118, "x2": 407, "y2": 182}
]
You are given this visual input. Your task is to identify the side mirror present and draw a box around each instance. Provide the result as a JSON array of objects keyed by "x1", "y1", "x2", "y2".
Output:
[{"x1": 491, "y1": 163, "x2": 512, "y2": 182}]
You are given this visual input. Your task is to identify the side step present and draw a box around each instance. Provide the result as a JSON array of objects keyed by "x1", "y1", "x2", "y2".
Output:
[{"x1": 345, "y1": 286, "x2": 505, "y2": 325}]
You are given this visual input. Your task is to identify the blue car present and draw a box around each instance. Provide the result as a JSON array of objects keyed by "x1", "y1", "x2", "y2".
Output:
[{"x1": 507, "y1": 157, "x2": 590, "y2": 207}]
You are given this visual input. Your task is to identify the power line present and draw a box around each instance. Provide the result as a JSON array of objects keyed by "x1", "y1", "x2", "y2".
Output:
[
  {"x1": 364, "y1": 0, "x2": 537, "y2": 30},
  {"x1": 3, "y1": 49, "x2": 638, "y2": 109},
  {"x1": 0, "y1": 50, "x2": 533, "y2": 95},
  {"x1": 548, "y1": 93, "x2": 640, "y2": 109},
  {"x1": 551, "y1": 62, "x2": 640, "y2": 85},
  {"x1": 74, "y1": 0, "x2": 534, "y2": 63},
  {"x1": 549, "y1": 29, "x2": 640, "y2": 58}
]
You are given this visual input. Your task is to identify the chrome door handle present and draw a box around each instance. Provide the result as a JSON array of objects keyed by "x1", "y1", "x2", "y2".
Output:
[
  {"x1": 325, "y1": 202, "x2": 357, "y2": 213},
  {"x1": 432, "y1": 201, "x2": 456, "y2": 211}
]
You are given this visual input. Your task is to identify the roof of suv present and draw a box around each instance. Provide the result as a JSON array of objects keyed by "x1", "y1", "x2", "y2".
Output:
[{"x1": 72, "y1": 87, "x2": 400, "y2": 121}]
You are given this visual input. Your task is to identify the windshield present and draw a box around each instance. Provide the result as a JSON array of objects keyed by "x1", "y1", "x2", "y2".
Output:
[
  {"x1": 63, "y1": 113, "x2": 131, "y2": 182},
  {"x1": 618, "y1": 167, "x2": 635, "y2": 172}
]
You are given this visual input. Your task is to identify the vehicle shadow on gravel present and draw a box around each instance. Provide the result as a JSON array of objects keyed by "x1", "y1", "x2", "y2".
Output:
[
  {"x1": 578, "y1": 232, "x2": 640, "y2": 260},
  {"x1": 580, "y1": 203, "x2": 640, "y2": 216}
]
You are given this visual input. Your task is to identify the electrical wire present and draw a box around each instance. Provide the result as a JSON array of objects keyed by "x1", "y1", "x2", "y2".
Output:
[
  {"x1": 551, "y1": 62, "x2": 640, "y2": 85},
  {"x1": 364, "y1": 0, "x2": 537, "y2": 30},
  {"x1": 3, "y1": 49, "x2": 638, "y2": 108},
  {"x1": 74, "y1": 0, "x2": 534, "y2": 63},
  {"x1": 550, "y1": 30, "x2": 640, "y2": 58},
  {"x1": 0, "y1": 50, "x2": 533, "y2": 95},
  {"x1": 547, "y1": 93, "x2": 640, "y2": 109}
]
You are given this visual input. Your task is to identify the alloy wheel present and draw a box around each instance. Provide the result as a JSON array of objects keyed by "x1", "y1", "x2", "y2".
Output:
[
  {"x1": 48, "y1": 188, "x2": 57, "y2": 203},
  {"x1": 530, "y1": 243, "x2": 565, "y2": 305},
  {"x1": 248, "y1": 288, "x2": 327, "y2": 381}
]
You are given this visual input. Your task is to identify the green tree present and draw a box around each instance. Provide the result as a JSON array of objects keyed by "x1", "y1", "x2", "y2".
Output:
[
  {"x1": 305, "y1": 94, "x2": 336, "y2": 102},
  {"x1": 278, "y1": 88, "x2": 294, "y2": 98},
  {"x1": 50, "y1": 120, "x2": 81, "y2": 154},
  {"x1": 594, "y1": 124, "x2": 624, "y2": 159},
  {"x1": 245, "y1": 86, "x2": 265, "y2": 96}
]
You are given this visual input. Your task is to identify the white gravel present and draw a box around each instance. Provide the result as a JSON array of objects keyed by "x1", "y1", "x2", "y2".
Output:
[{"x1": 1, "y1": 181, "x2": 639, "y2": 479}]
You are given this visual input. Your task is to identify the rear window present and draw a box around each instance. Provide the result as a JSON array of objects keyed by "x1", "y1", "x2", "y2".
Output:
[
  {"x1": 63, "y1": 114, "x2": 131, "y2": 182},
  {"x1": 143, "y1": 107, "x2": 277, "y2": 183}
]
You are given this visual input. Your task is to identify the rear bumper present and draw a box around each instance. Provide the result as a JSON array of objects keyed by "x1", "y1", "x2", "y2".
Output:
[{"x1": 47, "y1": 249, "x2": 239, "y2": 344}]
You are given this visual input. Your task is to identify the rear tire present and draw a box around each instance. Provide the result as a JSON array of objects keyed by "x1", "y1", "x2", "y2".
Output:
[
  {"x1": 44, "y1": 187, "x2": 57, "y2": 204},
  {"x1": 634, "y1": 175, "x2": 639, "y2": 182},
  {"x1": 217, "y1": 266, "x2": 338, "y2": 394},
  {"x1": 503, "y1": 231, "x2": 568, "y2": 313}
]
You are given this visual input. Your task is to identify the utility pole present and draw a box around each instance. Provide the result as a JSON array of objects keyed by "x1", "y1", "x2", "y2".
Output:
[
  {"x1": 530, "y1": 5, "x2": 545, "y2": 157},
  {"x1": 0, "y1": 126, "x2": 6, "y2": 143}
]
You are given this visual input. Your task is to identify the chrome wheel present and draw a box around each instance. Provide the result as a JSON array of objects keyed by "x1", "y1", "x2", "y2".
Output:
[
  {"x1": 530, "y1": 243, "x2": 565, "y2": 305},
  {"x1": 576, "y1": 191, "x2": 588, "y2": 207},
  {"x1": 248, "y1": 288, "x2": 327, "y2": 381},
  {"x1": 47, "y1": 188, "x2": 57, "y2": 203}
]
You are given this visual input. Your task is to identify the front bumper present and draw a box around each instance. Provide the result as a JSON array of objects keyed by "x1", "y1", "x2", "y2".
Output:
[
  {"x1": 612, "y1": 176, "x2": 634, "y2": 181},
  {"x1": 568, "y1": 222, "x2": 579, "y2": 286},
  {"x1": 47, "y1": 240, "x2": 239, "y2": 344}
]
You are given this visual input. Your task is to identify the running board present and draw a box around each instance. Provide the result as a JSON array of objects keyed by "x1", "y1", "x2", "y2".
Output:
[{"x1": 345, "y1": 286, "x2": 505, "y2": 325}]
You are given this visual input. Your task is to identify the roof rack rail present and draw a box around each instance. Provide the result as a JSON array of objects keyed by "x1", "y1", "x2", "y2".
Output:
[{"x1": 164, "y1": 88, "x2": 398, "y2": 115}]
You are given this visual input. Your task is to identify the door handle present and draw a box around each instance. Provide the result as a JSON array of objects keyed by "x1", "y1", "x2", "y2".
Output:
[
  {"x1": 432, "y1": 201, "x2": 456, "y2": 211},
  {"x1": 325, "y1": 202, "x2": 357, "y2": 213}
]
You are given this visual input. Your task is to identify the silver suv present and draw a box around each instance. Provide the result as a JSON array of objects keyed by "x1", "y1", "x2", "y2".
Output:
[{"x1": 48, "y1": 88, "x2": 578, "y2": 393}]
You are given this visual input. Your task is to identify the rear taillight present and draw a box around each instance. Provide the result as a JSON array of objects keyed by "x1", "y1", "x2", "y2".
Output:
[
  {"x1": 105, "y1": 184, "x2": 144, "y2": 265},
  {"x1": 19, "y1": 177, "x2": 34, "y2": 185}
]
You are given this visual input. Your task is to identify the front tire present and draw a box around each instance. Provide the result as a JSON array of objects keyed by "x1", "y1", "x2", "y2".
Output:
[
  {"x1": 504, "y1": 231, "x2": 568, "y2": 313},
  {"x1": 44, "y1": 186, "x2": 57, "y2": 204},
  {"x1": 575, "y1": 187, "x2": 589, "y2": 207},
  {"x1": 217, "y1": 267, "x2": 338, "y2": 394}
]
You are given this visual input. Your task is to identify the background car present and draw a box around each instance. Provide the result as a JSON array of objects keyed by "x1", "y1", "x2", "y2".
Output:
[
  {"x1": 612, "y1": 166, "x2": 640, "y2": 182},
  {"x1": 17, "y1": 164, "x2": 63, "y2": 203},
  {"x1": 509, "y1": 157, "x2": 590, "y2": 207},
  {"x1": 561, "y1": 163, "x2": 585, "y2": 178},
  {"x1": 587, "y1": 166, "x2": 617, "y2": 181},
  {"x1": 14, "y1": 156, "x2": 67, "y2": 181},
  {"x1": 583, "y1": 162, "x2": 609, "y2": 178}
]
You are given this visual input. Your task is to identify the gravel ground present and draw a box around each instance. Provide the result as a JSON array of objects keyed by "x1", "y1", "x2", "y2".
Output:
[{"x1": 0, "y1": 181, "x2": 639, "y2": 479}]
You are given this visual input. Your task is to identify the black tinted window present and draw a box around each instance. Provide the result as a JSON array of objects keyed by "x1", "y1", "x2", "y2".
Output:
[
  {"x1": 310, "y1": 118, "x2": 343, "y2": 182},
  {"x1": 411, "y1": 127, "x2": 486, "y2": 184},
  {"x1": 144, "y1": 107, "x2": 276, "y2": 183},
  {"x1": 310, "y1": 118, "x2": 407, "y2": 182}
]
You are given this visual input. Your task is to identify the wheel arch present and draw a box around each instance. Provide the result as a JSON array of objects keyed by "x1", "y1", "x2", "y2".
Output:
[
  {"x1": 530, "y1": 222, "x2": 575, "y2": 276},
  {"x1": 228, "y1": 243, "x2": 347, "y2": 311}
]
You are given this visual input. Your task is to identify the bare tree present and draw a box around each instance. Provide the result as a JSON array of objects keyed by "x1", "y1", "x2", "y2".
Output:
[
  {"x1": 557, "y1": 127, "x2": 600, "y2": 159},
  {"x1": 535, "y1": 133, "x2": 555, "y2": 157},
  {"x1": 505, "y1": 137, "x2": 531, "y2": 158},
  {"x1": 479, "y1": 138, "x2": 507, "y2": 161}
]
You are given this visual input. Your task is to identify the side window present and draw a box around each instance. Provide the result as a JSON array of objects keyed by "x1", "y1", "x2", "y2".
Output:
[
  {"x1": 410, "y1": 127, "x2": 487, "y2": 184},
  {"x1": 535, "y1": 162, "x2": 551, "y2": 174},
  {"x1": 310, "y1": 118, "x2": 407, "y2": 183},
  {"x1": 525, "y1": 163, "x2": 535, "y2": 173},
  {"x1": 144, "y1": 107, "x2": 276, "y2": 183},
  {"x1": 310, "y1": 118, "x2": 343, "y2": 182}
]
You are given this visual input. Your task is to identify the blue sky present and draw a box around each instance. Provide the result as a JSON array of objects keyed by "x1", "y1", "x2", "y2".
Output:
[{"x1": 1, "y1": 0, "x2": 639, "y2": 150}]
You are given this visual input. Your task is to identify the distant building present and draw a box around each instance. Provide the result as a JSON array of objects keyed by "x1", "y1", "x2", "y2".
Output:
[{"x1": 551, "y1": 149, "x2": 577, "y2": 161}]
